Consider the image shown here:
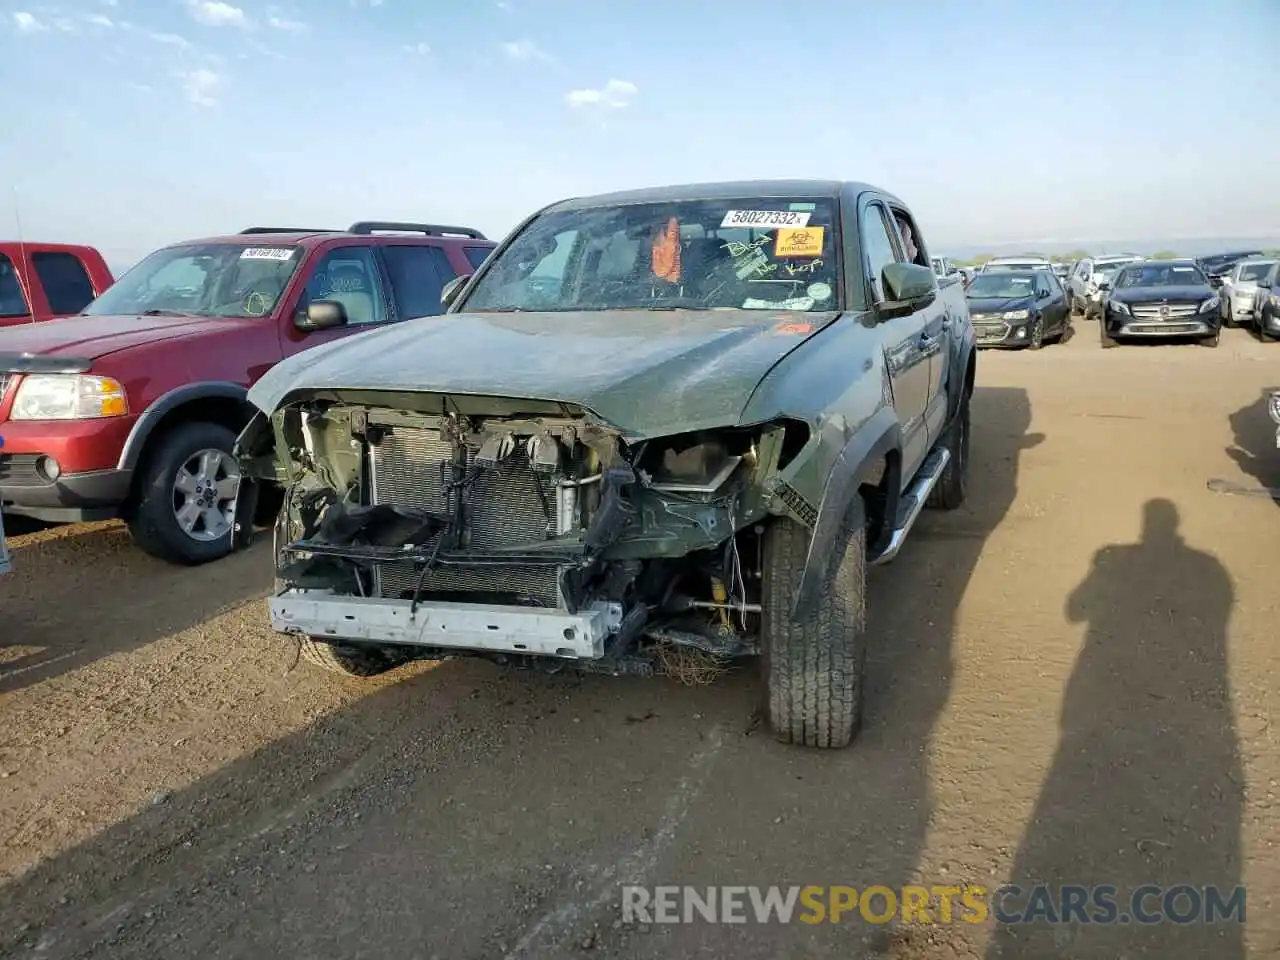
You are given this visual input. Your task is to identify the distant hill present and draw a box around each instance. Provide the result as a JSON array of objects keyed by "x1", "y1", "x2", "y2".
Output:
[{"x1": 939, "y1": 236, "x2": 1280, "y2": 262}]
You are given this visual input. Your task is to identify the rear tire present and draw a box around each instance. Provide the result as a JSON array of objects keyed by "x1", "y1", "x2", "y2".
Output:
[
  {"x1": 300, "y1": 637, "x2": 408, "y2": 678},
  {"x1": 762, "y1": 498, "x2": 867, "y2": 749},
  {"x1": 927, "y1": 387, "x2": 970, "y2": 510}
]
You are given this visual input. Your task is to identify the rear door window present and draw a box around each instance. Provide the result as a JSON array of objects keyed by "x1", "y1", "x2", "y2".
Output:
[
  {"x1": 0, "y1": 253, "x2": 30, "y2": 318},
  {"x1": 463, "y1": 246, "x2": 493, "y2": 271},
  {"x1": 31, "y1": 252, "x2": 96, "y2": 314},
  {"x1": 380, "y1": 244, "x2": 457, "y2": 320}
]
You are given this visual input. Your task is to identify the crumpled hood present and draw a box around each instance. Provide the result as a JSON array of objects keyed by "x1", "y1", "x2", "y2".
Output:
[
  {"x1": 966, "y1": 296, "x2": 1033, "y2": 316},
  {"x1": 0, "y1": 313, "x2": 248, "y2": 362},
  {"x1": 248, "y1": 308, "x2": 838, "y2": 438}
]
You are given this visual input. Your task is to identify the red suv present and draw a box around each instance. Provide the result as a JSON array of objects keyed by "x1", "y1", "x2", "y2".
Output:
[{"x1": 0, "y1": 221, "x2": 496, "y2": 564}]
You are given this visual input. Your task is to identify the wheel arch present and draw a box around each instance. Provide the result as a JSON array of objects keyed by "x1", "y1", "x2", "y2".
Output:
[
  {"x1": 117, "y1": 382, "x2": 253, "y2": 474},
  {"x1": 790, "y1": 405, "x2": 901, "y2": 619}
]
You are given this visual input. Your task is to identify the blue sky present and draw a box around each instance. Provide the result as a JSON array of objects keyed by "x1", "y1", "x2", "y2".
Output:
[{"x1": 2, "y1": 0, "x2": 1277, "y2": 266}]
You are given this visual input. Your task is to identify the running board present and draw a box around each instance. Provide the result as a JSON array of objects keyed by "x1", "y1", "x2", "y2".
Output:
[{"x1": 868, "y1": 446, "x2": 950, "y2": 566}]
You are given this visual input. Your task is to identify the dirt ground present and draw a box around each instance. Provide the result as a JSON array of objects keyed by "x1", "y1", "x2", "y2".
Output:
[{"x1": 2, "y1": 323, "x2": 1279, "y2": 959}]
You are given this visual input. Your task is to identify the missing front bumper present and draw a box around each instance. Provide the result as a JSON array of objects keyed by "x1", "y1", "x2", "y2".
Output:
[{"x1": 269, "y1": 590, "x2": 624, "y2": 659}]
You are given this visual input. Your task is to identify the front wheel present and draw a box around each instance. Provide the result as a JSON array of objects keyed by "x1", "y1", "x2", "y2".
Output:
[
  {"x1": 300, "y1": 637, "x2": 409, "y2": 677},
  {"x1": 1199, "y1": 329, "x2": 1221, "y2": 348},
  {"x1": 761, "y1": 498, "x2": 868, "y2": 749},
  {"x1": 127, "y1": 422, "x2": 242, "y2": 565},
  {"x1": 1028, "y1": 318, "x2": 1045, "y2": 350},
  {"x1": 1100, "y1": 325, "x2": 1119, "y2": 349}
]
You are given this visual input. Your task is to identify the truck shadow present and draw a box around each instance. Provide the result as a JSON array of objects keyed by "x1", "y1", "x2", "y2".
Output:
[
  {"x1": 0, "y1": 387, "x2": 1035, "y2": 959},
  {"x1": 0, "y1": 522, "x2": 273, "y2": 695},
  {"x1": 1224, "y1": 389, "x2": 1280, "y2": 503}
]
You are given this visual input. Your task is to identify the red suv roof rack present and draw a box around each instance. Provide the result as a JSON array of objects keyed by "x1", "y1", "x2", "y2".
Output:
[
  {"x1": 346, "y1": 221, "x2": 487, "y2": 240},
  {"x1": 238, "y1": 227, "x2": 339, "y2": 235}
]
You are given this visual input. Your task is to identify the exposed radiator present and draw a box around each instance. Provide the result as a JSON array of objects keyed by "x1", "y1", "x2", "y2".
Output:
[{"x1": 369, "y1": 427, "x2": 564, "y2": 606}]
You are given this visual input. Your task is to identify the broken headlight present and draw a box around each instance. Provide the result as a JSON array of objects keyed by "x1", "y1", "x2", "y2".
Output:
[{"x1": 639, "y1": 437, "x2": 744, "y2": 494}]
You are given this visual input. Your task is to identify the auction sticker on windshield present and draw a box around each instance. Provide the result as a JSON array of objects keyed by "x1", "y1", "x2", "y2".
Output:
[
  {"x1": 240, "y1": 248, "x2": 295, "y2": 261},
  {"x1": 720, "y1": 210, "x2": 811, "y2": 229},
  {"x1": 774, "y1": 227, "x2": 824, "y2": 257}
]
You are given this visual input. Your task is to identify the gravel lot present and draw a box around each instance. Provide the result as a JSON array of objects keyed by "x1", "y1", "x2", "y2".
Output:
[{"x1": 2, "y1": 325, "x2": 1279, "y2": 959}]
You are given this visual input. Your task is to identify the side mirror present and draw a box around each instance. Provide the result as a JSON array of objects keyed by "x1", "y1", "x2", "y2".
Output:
[
  {"x1": 295, "y1": 300, "x2": 348, "y2": 331},
  {"x1": 1098, "y1": 281, "x2": 1112, "y2": 291},
  {"x1": 1259, "y1": 279, "x2": 1273, "y2": 289},
  {"x1": 440, "y1": 273, "x2": 472, "y2": 310},
  {"x1": 878, "y1": 262, "x2": 937, "y2": 317}
]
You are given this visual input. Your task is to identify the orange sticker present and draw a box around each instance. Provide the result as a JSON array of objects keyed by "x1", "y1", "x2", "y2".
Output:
[
  {"x1": 651, "y1": 217, "x2": 682, "y2": 282},
  {"x1": 774, "y1": 226, "x2": 824, "y2": 258},
  {"x1": 774, "y1": 320, "x2": 814, "y2": 335}
]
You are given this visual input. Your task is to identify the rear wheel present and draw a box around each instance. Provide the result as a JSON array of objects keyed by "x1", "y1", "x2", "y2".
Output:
[
  {"x1": 927, "y1": 387, "x2": 970, "y2": 510},
  {"x1": 761, "y1": 498, "x2": 867, "y2": 749}
]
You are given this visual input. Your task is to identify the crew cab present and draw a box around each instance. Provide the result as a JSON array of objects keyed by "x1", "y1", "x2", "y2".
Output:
[
  {"x1": 238, "y1": 179, "x2": 977, "y2": 750},
  {"x1": 0, "y1": 221, "x2": 496, "y2": 564},
  {"x1": 1, "y1": 242, "x2": 114, "y2": 328}
]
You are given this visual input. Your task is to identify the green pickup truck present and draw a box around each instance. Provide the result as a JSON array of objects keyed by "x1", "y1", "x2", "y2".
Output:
[{"x1": 236, "y1": 179, "x2": 977, "y2": 749}]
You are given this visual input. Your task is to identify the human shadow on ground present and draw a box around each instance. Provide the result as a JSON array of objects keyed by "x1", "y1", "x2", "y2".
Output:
[
  {"x1": 985, "y1": 499, "x2": 1243, "y2": 959},
  {"x1": 0, "y1": 522, "x2": 272, "y2": 695},
  {"x1": 0, "y1": 387, "x2": 1038, "y2": 960}
]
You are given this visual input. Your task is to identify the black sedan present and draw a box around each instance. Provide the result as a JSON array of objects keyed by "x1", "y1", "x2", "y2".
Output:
[
  {"x1": 1099, "y1": 260, "x2": 1221, "y2": 348},
  {"x1": 965, "y1": 269, "x2": 1070, "y2": 349},
  {"x1": 1252, "y1": 261, "x2": 1280, "y2": 341}
]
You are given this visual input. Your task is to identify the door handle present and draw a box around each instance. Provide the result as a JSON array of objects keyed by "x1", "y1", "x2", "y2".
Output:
[{"x1": 918, "y1": 332, "x2": 936, "y2": 349}]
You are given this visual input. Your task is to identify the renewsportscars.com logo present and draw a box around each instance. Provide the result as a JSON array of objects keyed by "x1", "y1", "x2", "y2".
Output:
[{"x1": 621, "y1": 884, "x2": 1246, "y2": 926}]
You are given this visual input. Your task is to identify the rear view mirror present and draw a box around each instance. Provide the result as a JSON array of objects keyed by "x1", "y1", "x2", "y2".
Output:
[
  {"x1": 295, "y1": 300, "x2": 348, "y2": 331},
  {"x1": 878, "y1": 262, "x2": 937, "y2": 317},
  {"x1": 440, "y1": 274, "x2": 472, "y2": 310}
]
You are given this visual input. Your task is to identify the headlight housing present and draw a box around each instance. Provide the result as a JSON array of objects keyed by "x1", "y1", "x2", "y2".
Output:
[
  {"x1": 1109, "y1": 300, "x2": 1131, "y2": 316},
  {"x1": 1269, "y1": 392, "x2": 1280, "y2": 425},
  {"x1": 1199, "y1": 296, "x2": 1221, "y2": 314},
  {"x1": 1003, "y1": 309, "x2": 1030, "y2": 321},
  {"x1": 9, "y1": 374, "x2": 129, "y2": 421}
]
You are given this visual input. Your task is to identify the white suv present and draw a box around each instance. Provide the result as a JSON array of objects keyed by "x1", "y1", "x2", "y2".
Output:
[{"x1": 1068, "y1": 255, "x2": 1144, "y2": 315}]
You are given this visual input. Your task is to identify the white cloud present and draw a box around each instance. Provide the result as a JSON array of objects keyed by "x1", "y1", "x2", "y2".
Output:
[
  {"x1": 182, "y1": 68, "x2": 221, "y2": 106},
  {"x1": 403, "y1": 41, "x2": 430, "y2": 55},
  {"x1": 51, "y1": 16, "x2": 76, "y2": 31},
  {"x1": 86, "y1": 14, "x2": 114, "y2": 27},
  {"x1": 148, "y1": 30, "x2": 191, "y2": 47},
  {"x1": 565, "y1": 78, "x2": 638, "y2": 110},
  {"x1": 187, "y1": 0, "x2": 247, "y2": 28},
  {"x1": 497, "y1": 2, "x2": 513, "y2": 11},
  {"x1": 12, "y1": 11, "x2": 47, "y2": 32},
  {"x1": 501, "y1": 39, "x2": 553, "y2": 64},
  {"x1": 268, "y1": 15, "x2": 306, "y2": 32}
]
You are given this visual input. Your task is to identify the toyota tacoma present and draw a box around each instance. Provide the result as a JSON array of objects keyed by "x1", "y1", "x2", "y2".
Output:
[{"x1": 237, "y1": 180, "x2": 977, "y2": 749}]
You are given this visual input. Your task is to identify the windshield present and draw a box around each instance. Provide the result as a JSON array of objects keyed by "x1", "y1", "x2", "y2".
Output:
[
  {"x1": 461, "y1": 197, "x2": 840, "y2": 313},
  {"x1": 82, "y1": 243, "x2": 304, "y2": 318},
  {"x1": 1114, "y1": 263, "x2": 1208, "y2": 288},
  {"x1": 1239, "y1": 262, "x2": 1276, "y2": 282},
  {"x1": 966, "y1": 273, "x2": 1038, "y2": 299}
]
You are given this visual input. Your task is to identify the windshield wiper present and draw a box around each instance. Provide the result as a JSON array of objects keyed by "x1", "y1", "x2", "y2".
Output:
[{"x1": 140, "y1": 308, "x2": 203, "y2": 317}]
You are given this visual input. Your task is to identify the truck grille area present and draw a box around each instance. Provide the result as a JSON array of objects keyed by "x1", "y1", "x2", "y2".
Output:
[{"x1": 369, "y1": 427, "x2": 565, "y2": 606}]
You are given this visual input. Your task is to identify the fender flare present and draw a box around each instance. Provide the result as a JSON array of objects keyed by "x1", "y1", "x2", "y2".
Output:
[
  {"x1": 790, "y1": 405, "x2": 900, "y2": 619},
  {"x1": 116, "y1": 381, "x2": 251, "y2": 472}
]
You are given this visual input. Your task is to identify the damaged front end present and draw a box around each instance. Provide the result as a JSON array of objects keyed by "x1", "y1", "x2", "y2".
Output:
[{"x1": 236, "y1": 391, "x2": 812, "y2": 676}]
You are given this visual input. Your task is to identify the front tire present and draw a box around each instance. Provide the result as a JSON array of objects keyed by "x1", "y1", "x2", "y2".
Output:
[
  {"x1": 1199, "y1": 329, "x2": 1221, "y2": 348},
  {"x1": 127, "y1": 422, "x2": 241, "y2": 565},
  {"x1": 1100, "y1": 325, "x2": 1119, "y2": 349},
  {"x1": 762, "y1": 498, "x2": 867, "y2": 749},
  {"x1": 1028, "y1": 318, "x2": 1045, "y2": 350},
  {"x1": 300, "y1": 637, "x2": 408, "y2": 677}
]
